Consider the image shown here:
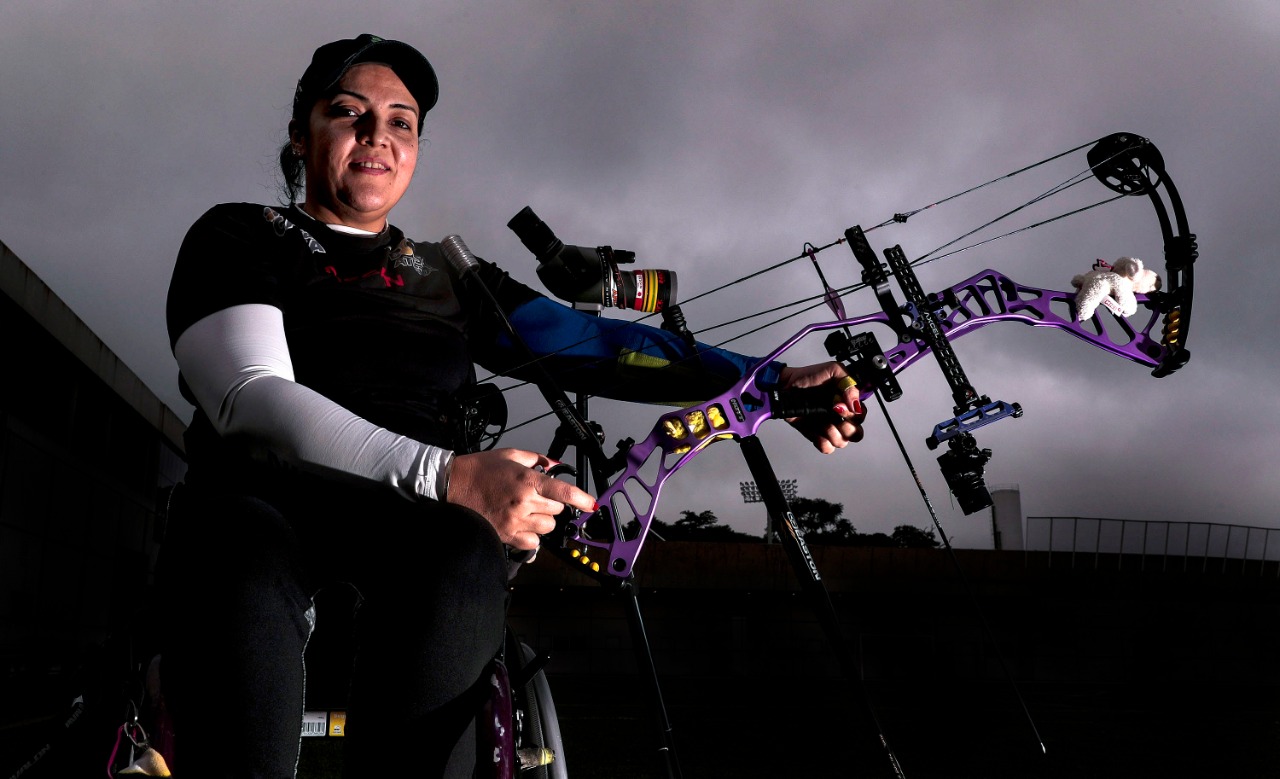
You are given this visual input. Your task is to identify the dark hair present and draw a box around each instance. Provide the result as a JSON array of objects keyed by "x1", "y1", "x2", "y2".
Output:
[{"x1": 278, "y1": 140, "x2": 304, "y2": 203}]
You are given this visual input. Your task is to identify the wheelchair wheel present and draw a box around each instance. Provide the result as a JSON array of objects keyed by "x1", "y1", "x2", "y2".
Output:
[
  {"x1": 515, "y1": 641, "x2": 567, "y2": 779},
  {"x1": 496, "y1": 630, "x2": 567, "y2": 779}
]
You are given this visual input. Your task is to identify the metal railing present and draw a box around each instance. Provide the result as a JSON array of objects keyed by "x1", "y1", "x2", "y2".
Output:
[{"x1": 1025, "y1": 516, "x2": 1280, "y2": 575}]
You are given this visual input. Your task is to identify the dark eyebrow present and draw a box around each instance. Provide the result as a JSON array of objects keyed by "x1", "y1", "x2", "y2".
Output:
[{"x1": 330, "y1": 88, "x2": 419, "y2": 118}]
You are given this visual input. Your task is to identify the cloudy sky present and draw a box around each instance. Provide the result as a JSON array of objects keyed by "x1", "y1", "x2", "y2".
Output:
[{"x1": 2, "y1": 1, "x2": 1276, "y2": 550}]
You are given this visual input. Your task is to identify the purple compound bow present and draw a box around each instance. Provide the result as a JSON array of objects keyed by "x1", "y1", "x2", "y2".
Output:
[{"x1": 560, "y1": 132, "x2": 1196, "y2": 580}]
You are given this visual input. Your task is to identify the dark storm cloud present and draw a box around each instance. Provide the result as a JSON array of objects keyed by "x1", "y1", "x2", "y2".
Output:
[{"x1": 1, "y1": 0, "x2": 1274, "y2": 543}]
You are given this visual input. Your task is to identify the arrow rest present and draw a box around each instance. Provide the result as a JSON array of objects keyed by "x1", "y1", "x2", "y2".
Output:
[{"x1": 823, "y1": 330, "x2": 902, "y2": 402}]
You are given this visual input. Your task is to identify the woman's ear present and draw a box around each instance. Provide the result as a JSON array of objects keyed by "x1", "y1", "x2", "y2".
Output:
[{"x1": 288, "y1": 119, "x2": 306, "y2": 157}]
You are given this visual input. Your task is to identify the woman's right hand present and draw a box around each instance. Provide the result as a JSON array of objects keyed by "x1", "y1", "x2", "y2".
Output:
[{"x1": 446, "y1": 448, "x2": 597, "y2": 551}]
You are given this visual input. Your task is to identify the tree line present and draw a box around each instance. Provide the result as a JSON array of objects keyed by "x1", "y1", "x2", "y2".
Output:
[{"x1": 637, "y1": 497, "x2": 940, "y2": 548}]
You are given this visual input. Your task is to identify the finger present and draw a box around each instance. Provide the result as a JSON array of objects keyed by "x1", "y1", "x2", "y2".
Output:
[
  {"x1": 531, "y1": 512, "x2": 560, "y2": 539},
  {"x1": 507, "y1": 529, "x2": 541, "y2": 552},
  {"x1": 528, "y1": 452, "x2": 561, "y2": 473},
  {"x1": 517, "y1": 485, "x2": 567, "y2": 521},
  {"x1": 812, "y1": 420, "x2": 862, "y2": 453},
  {"x1": 833, "y1": 375, "x2": 865, "y2": 419},
  {"x1": 834, "y1": 419, "x2": 864, "y2": 444},
  {"x1": 498, "y1": 448, "x2": 546, "y2": 469},
  {"x1": 504, "y1": 507, "x2": 559, "y2": 549},
  {"x1": 510, "y1": 510, "x2": 558, "y2": 540},
  {"x1": 538, "y1": 475, "x2": 598, "y2": 513}
]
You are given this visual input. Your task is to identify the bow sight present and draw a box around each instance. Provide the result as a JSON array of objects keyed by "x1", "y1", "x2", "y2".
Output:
[{"x1": 835, "y1": 225, "x2": 1022, "y2": 515}]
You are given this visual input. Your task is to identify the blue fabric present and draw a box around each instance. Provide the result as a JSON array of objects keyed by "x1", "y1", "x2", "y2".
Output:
[{"x1": 500, "y1": 296, "x2": 783, "y2": 405}]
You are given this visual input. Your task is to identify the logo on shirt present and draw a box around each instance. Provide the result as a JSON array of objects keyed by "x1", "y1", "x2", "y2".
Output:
[
  {"x1": 263, "y1": 207, "x2": 326, "y2": 254},
  {"x1": 390, "y1": 238, "x2": 432, "y2": 277}
]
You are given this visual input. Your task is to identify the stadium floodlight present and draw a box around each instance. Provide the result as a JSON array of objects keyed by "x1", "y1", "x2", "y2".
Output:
[{"x1": 739, "y1": 479, "x2": 797, "y2": 542}]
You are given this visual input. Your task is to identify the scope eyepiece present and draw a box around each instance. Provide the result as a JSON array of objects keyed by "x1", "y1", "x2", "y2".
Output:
[{"x1": 507, "y1": 206, "x2": 563, "y2": 264}]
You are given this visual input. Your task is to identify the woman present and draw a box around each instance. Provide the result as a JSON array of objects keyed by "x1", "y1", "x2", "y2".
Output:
[{"x1": 159, "y1": 33, "x2": 864, "y2": 778}]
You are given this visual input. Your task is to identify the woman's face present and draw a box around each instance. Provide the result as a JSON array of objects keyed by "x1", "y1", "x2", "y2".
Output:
[{"x1": 294, "y1": 62, "x2": 419, "y2": 232}]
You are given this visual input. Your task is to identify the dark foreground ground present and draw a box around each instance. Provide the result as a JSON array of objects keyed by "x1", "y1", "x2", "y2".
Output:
[
  {"x1": 6, "y1": 546, "x2": 1277, "y2": 778},
  {"x1": 4, "y1": 673, "x2": 1275, "y2": 778},
  {"x1": 296, "y1": 677, "x2": 1274, "y2": 779}
]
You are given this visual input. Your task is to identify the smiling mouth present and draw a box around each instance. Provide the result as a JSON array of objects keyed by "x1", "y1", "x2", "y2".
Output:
[{"x1": 353, "y1": 161, "x2": 389, "y2": 171}]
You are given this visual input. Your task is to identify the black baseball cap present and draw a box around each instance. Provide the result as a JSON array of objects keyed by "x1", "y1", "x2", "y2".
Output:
[{"x1": 293, "y1": 34, "x2": 438, "y2": 131}]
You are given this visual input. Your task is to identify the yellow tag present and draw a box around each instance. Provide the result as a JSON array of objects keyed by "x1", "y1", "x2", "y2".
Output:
[{"x1": 329, "y1": 711, "x2": 347, "y2": 737}]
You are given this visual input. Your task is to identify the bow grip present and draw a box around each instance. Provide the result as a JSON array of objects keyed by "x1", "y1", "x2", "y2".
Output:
[{"x1": 767, "y1": 386, "x2": 845, "y2": 420}]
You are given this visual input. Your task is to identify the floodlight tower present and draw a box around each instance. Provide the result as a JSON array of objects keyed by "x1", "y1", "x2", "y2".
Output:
[{"x1": 740, "y1": 478, "x2": 798, "y2": 543}]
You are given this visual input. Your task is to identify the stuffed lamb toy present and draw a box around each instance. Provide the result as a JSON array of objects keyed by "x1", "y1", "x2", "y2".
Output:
[{"x1": 1070, "y1": 257, "x2": 1162, "y2": 320}]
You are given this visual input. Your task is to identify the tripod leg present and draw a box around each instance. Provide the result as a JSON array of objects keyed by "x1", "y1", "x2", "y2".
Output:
[
  {"x1": 617, "y1": 577, "x2": 683, "y2": 779},
  {"x1": 737, "y1": 435, "x2": 907, "y2": 778}
]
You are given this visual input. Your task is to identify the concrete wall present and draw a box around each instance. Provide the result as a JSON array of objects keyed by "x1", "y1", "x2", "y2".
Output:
[
  {"x1": 509, "y1": 541, "x2": 1280, "y2": 688},
  {"x1": 0, "y1": 240, "x2": 186, "y2": 712},
  {"x1": 0, "y1": 240, "x2": 185, "y2": 452}
]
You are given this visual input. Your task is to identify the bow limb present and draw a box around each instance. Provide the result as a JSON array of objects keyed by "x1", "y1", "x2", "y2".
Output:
[
  {"x1": 881, "y1": 268, "x2": 1169, "y2": 373},
  {"x1": 563, "y1": 269, "x2": 1178, "y2": 578},
  {"x1": 1086, "y1": 132, "x2": 1197, "y2": 377}
]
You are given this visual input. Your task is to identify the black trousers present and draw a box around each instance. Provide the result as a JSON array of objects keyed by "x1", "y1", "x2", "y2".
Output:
[{"x1": 155, "y1": 469, "x2": 510, "y2": 779}]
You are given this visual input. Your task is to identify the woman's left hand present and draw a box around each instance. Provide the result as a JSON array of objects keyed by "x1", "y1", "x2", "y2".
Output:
[
  {"x1": 776, "y1": 363, "x2": 867, "y2": 453},
  {"x1": 447, "y1": 448, "x2": 597, "y2": 550}
]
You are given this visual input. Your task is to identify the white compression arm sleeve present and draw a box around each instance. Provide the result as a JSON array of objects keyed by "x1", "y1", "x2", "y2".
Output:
[{"x1": 173, "y1": 303, "x2": 453, "y2": 501}]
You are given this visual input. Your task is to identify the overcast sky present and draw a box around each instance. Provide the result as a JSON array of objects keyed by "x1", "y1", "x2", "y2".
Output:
[{"x1": 2, "y1": 1, "x2": 1276, "y2": 550}]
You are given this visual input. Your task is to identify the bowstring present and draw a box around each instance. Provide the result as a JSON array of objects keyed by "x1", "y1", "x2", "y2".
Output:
[{"x1": 866, "y1": 138, "x2": 1095, "y2": 231}]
